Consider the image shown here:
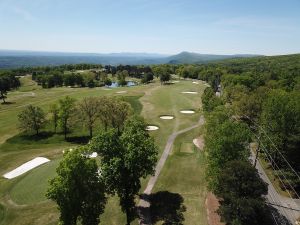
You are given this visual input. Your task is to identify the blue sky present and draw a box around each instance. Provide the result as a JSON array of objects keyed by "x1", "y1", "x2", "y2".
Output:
[{"x1": 0, "y1": 0, "x2": 300, "y2": 55}]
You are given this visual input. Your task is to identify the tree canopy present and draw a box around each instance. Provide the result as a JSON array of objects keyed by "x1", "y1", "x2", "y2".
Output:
[
  {"x1": 90, "y1": 116, "x2": 158, "y2": 224},
  {"x1": 18, "y1": 105, "x2": 46, "y2": 135},
  {"x1": 47, "y1": 147, "x2": 106, "y2": 225}
]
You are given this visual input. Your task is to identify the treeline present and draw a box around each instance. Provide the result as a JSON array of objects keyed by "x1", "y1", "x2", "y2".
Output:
[
  {"x1": 0, "y1": 71, "x2": 20, "y2": 103},
  {"x1": 217, "y1": 55, "x2": 300, "y2": 195},
  {"x1": 176, "y1": 54, "x2": 300, "y2": 91},
  {"x1": 18, "y1": 96, "x2": 132, "y2": 139},
  {"x1": 201, "y1": 54, "x2": 300, "y2": 224},
  {"x1": 203, "y1": 104, "x2": 270, "y2": 224}
]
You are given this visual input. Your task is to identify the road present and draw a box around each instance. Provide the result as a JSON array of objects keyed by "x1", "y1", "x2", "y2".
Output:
[
  {"x1": 250, "y1": 151, "x2": 300, "y2": 225},
  {"x1": 138, "y1": 115, "x2": 205, "y2": 225}
]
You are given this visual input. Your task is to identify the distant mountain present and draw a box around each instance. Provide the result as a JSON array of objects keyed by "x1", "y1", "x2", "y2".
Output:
[
  {"x1": 0, "y1": 50, "x2": 261, "y2": 69},
  {"x1": 166, "y1": 51, "x2": 260, "y2": 64}
]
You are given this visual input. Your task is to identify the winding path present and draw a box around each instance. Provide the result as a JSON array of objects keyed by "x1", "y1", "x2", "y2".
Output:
[{"x1": 138, "y1": 115, "x2": 205, "y2": 225}]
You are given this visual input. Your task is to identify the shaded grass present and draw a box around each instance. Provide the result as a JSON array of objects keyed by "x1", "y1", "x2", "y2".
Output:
[{"x1": 0, "y1": 204, "x2": 4, "y2": 224}]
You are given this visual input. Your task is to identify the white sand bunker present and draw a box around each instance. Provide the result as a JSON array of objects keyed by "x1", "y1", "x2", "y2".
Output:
[
  {"x1": 146, "y1": 125, "x2": 159, "y2": 131},
  {"x1": 116, "y1": 91, "x2": 127, "y2": 94},
  {"x1": 180, "y1": 110, "x2": 195, "y2": 114},
  {"x1": 192, "y1": 81, "x2": 199, "y2": 84},
  {"x1": 160, "y1": 115, "x2": 174, "y2": 120},
  {"x1": 102, "y1": 88, "x2": 112, "y2": 91},
  {"x1": 181, "y1": 91, "x2": 198, "y2": 94},
  {"x1": 3, "y1": 157, "x2": 50, "y2": 179},
  {"x1": 173, "y1": 80, "x2": 180, "y2": 83}
]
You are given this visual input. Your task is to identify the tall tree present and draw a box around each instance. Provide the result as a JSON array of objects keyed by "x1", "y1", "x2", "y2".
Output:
[
  {"x1": 0, "y1": 76, "x2": 9, "y2": 103},
  {"x1": 0, "y1": 74, "x2": 20, "y2": 103},
  {"x1": 215, "y1": 160, "x2": 268, "y2": 225},
  {"x1": 202, "y1": 87, "x2": 222, "y2": 112},
  {"x1": 205, "y1": 118, "x2": 250, "y2": 190},
  {"x1": 98, "y1": 97, "x2": 132, "y2": 132},
  {"x1": 58, "y1": 96, "x2": 76, "y2": 139},
  {"x1": 111, "y1": 99, "x2": 132, "y2": 133},
  {"x1": 260, "y1": 90, "x2": 300, "y2": 167},
  {"x1": 49, "y1": 103, "x2": 59, "y2": 133},
  {"x1": 90, "y1": 117, "x2": 158, "y2": 225},
  {"x1": 47, "y1": 147, "x2": 106, "y2": 225},
  {"x1": 18, "y1": 105, "x2": 46, "y2": 135},
  {"x1": 78, "y1": 97, "x2": 100, "y2": 137}
]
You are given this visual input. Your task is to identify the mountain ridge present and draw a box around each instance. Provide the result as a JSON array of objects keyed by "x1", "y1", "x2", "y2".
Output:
[{"x1": 0, "y1": 50, "x2": 262, "y2": 68}]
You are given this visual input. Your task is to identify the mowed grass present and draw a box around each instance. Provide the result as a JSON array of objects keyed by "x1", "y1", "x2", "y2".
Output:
[
  {"x1": 152, "y1": 127, "x2": 208, "y2": 225},
  {"x1": 0, "y1": 77, "x2": 207, "y2": 225},
  {"x1": 10, "y1": 159, "x2": 61, "y2": 205}
]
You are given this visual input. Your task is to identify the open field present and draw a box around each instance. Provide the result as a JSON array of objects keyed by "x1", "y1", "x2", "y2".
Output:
[{"x1": 0, "y1": 76, "x2": 207, "y2": 225}]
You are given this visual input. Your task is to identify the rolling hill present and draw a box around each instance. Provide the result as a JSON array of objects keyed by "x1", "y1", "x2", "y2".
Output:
[{"x1": 0, "y1": 50, "x2": 260, "y2": 68}]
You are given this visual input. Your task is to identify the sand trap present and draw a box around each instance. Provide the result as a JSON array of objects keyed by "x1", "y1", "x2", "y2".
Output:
[
  {"x1": 180, "y1": 110, "x2": 195, "y2": 114},
  {"x1": 181, "y1": 91, "x2": 198, "y2": 94},
  {"x1": 160, "y1": 115, "x2": 174, "y2": 120},
  {"x1": 193, "y1": 136, "x2": 204, "y2": 150},
  {"x1": 3, "y1": 157, "x2": 50, "y2": 179},
  {"x1": 89, "y1": 152, "x2": 98, "y2": 158},
  {"x1": 173, "y1": 80, "x2": 180, "y2": 83},
  {"x1": 192, "y1": 81, "x2": 199, "y2": 84},
  {"x1": 116, "y1": 91, "x2": 127, "y2": 94},
  {"x1": 146, "y1": 125, "x2": 159, "y2": 131},
  {"x1": 102, "y1": 88, "x2": 112, "y2": 91}
]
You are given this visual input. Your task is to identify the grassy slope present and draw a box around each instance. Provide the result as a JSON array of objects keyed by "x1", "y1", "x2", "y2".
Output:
[{"x1": 0, "y1": 77, "x2": 207, "y2": 225}]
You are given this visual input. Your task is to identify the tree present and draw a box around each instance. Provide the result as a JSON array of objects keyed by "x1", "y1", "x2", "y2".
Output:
[
  {"x1": 260, "y1": 90, "x2": 300, "y2": 168},
  {"x1": 58, "y1": 96, "x2": 76, "y2": 139},
  {"x1": 0, "y1": 76, "x2": 9, "y2": 103},
  {"x1": 111, "y1": 99, "x2": 132, "y2": 133},
  {"x1": 159, "y1": 71, "x2": 171, "y2": 84},
  {"x1": 117, "y1": 70, "x2": 128, "y2": 86},
  {"x1": 141, "y1": 72, "x2": 154, "y2": 84},
  {"x1": 49, "y1": 103, "x2": 59, "y2": 133},
  {"x1": 18, "y1": 105, "x2": 46, "y2": 135},
  {"x1": 87, "y1": 79, "x2": 95, "y2": 88},
  {"x1": 202, "y1": 87, "x2": 222, "y2": 112},
  {"x1": 205, "y1": 118, "x2": 250, "y2": 190},
  {"x1": 0, "y1": 74, "x2": 20, "y2": 103},
  {"x1": 47, "y1": 147, "x2": 106, "y2": 225},
  {"x1": 78, "y1": 97, "x2": 100, "y2": 137},
  {"x1": 233, "y1": 86, "x2": 269, "y2": 124},
  {"x1": 215, "y1": 160, "x2": 268, "y2": 225},
  {"x1": 90, "y1": 117, "x2": 158, "y2": 225},
  {"x1": 98, "y1": 97, "x2": 132, "y2": 132}
]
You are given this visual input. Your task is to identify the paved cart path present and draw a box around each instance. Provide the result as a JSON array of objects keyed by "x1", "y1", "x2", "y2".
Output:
[{"x1": 138, "y1": 115, "x2": 205, "y2": 225}]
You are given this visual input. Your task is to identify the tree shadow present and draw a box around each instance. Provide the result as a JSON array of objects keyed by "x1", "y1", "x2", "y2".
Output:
[
  {"x1": 143, "y1": 191, "x2": 186, "y2": 225},
  {"x1": 6, "y1": 131, "x2": 55, "y2": 143},
  {"x1": 66, "y1": 135, "x2": 90, "y2": 144},
  {"x1": 267, "y1": 205, "x2": 293, "y2": 225},
  {"x1": 1, "y1": 101, "x2": 15, "y2": 105}
]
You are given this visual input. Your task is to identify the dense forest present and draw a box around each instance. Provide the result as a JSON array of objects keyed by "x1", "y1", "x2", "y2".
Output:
[{"x1": 201, "y1": 54, "x2": 300, "y2": 224}]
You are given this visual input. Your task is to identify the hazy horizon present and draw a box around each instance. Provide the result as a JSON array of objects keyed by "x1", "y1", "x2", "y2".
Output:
[{"x1": 1, "y1": 0, "x2": 300, "y2": 55}]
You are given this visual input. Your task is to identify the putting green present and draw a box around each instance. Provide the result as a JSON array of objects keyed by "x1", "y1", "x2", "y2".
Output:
[{"x1": 10, "y1": 159, "x2": 61, "y2": 205}]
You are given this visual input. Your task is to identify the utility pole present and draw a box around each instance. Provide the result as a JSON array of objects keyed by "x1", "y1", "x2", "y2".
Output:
[{"x1": 254, "y1": 135, "x2": 261, "y2": 167}]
